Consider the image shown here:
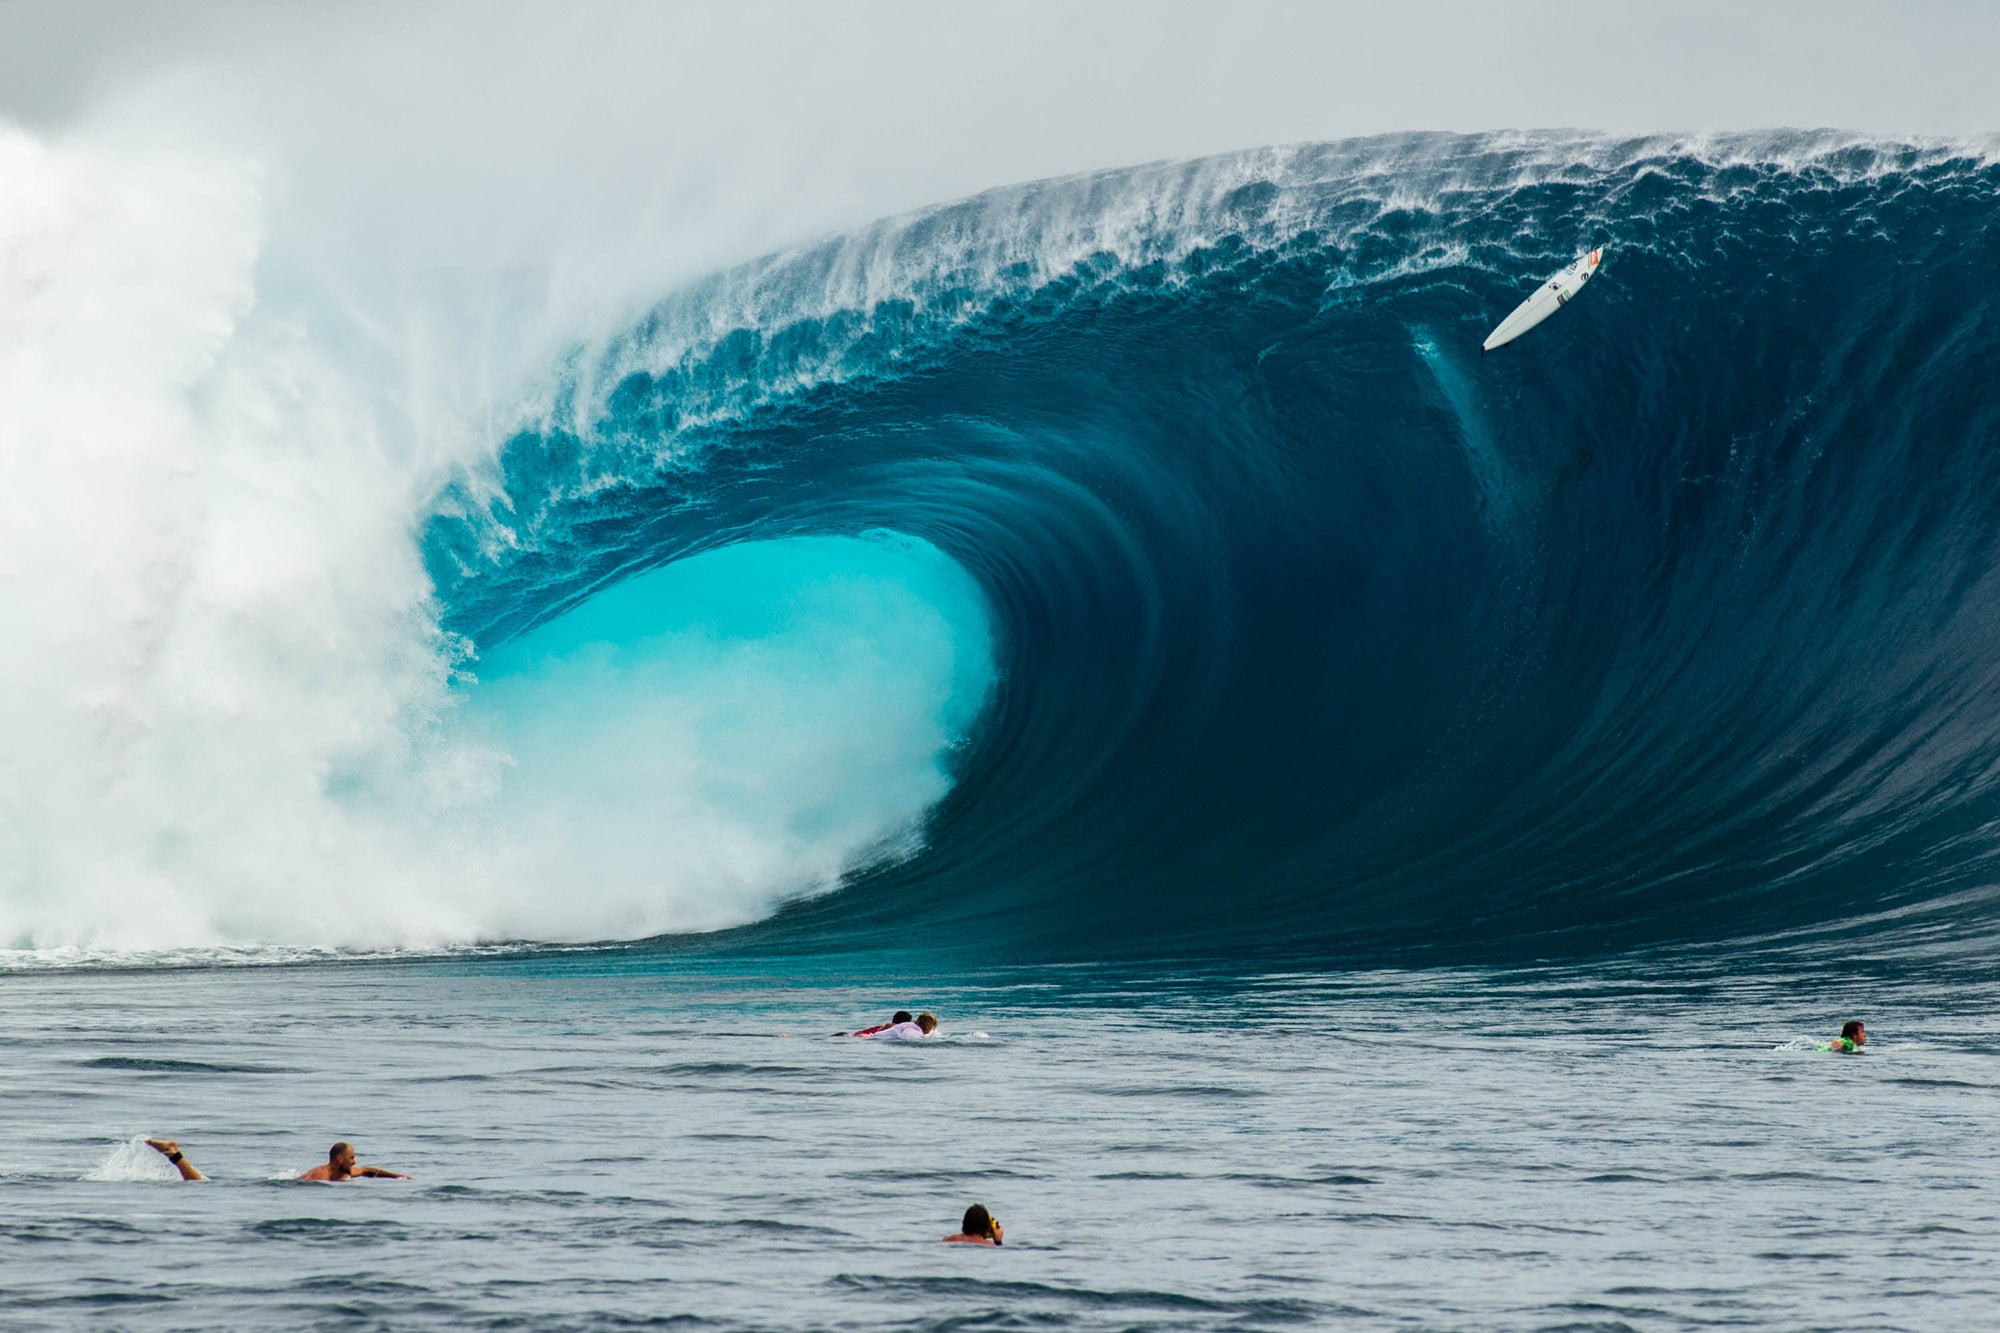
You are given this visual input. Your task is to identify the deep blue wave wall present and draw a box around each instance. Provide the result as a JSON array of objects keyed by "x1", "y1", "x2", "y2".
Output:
[{"x1": 426, "y1": 132, "x2": 2000, "y2": 960}]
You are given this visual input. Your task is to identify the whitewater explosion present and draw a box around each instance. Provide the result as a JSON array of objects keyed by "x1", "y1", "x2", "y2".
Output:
[{"x1": 6, "y1": 125, "x2": 2000, "y2": 960}]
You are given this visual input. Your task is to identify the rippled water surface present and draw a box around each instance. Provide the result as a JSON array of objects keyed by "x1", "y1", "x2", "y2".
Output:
[{"x1": 2, "y1": 953, "x2": 1996, "y2": 1330}]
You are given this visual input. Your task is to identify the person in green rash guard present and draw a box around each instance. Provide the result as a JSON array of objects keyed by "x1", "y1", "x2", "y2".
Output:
[{"x1": 1821, "y1": 1019, "x2": 1867, "y2": 1053}]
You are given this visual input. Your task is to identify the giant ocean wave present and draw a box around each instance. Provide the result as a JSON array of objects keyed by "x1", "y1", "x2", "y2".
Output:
[
  {"x1": 9, "y1": 129, "x2": 2000, "y2": 962},
  {"x1": 423, "y1": 130, "x2": 2000, "y2": 960}
]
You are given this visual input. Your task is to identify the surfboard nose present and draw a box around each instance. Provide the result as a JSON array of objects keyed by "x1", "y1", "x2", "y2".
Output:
[{"x1": 1588, "y1": 248, "x2": 1602, "y2": 266}]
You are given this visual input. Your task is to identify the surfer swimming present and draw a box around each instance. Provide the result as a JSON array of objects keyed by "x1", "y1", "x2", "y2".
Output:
[
  {"x1": 1821, "y1": 1020, "x2": 1867, "y2": 1054},
  {"x1": 144, "y1": 1138, "x2": 407, "y2": 1180},
  {"x1": 299, "y1": 1142, "x2": 411, "y2": 1181},
  {"x1": 839, "y1": 1010, "x2": 913, "y2": 1037},
  {"x1": 943, "y1": 1203, "x2": 1003, "y2": 1246},
  {"x1": 861, "y1": 1012, "x2": 938, "y2": 1039}
]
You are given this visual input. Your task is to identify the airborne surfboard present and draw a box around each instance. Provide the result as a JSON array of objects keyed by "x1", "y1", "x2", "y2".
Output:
[{"x1": 1482, "y1": 248, "x2": 1602, "y2": 354}]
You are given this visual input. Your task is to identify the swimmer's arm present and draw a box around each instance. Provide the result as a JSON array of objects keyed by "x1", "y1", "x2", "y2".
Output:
[
  {"x1": 354, "y1": 1166, "x2": 411, "y2": 1179},
  {"x1": 146, "y1": 1139, "x2": 203, "y2": 1181}
]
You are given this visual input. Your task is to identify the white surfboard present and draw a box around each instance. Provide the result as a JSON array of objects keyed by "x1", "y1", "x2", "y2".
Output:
[{"x1": 1482, "y1": 248, "x2": 1602, "y2": 353}]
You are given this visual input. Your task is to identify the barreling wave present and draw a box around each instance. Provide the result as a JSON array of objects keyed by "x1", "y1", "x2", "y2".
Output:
[
  {"x1": 9, "y1": 128, "x2": 1999, "y2": 961},
  {"x1": 421, "y1": 129, "x2": 2000, "y2": 960}
]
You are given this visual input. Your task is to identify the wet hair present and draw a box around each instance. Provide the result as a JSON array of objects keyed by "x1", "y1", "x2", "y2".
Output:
[
  {"x1": 893, "y1": 1011, "x2": 913, "y2": 1025},
  {"x1": 917, "y1": 1013, "x2": 937, "y2": 1033},
  {"x1": 1841, "y1": 1020, "x2": 1864, "y2": 1041},
  {"x1": 961, "y1": 1203, "x2": 994, "y2": 1236},
  {"x1": 329, "y1": 1142, "x2": 352, "y2": 1162}
]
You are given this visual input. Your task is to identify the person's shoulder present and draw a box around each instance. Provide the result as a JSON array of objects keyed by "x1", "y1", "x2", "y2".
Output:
[{"x1": 942, "y1": 1234, "x2": 998, "y2": 1245}]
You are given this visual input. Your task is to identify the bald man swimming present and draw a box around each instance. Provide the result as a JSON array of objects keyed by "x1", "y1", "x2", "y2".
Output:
[
  {"x1": 299, "y1": 1141, "x2": 411, "y2": 1181},
  {"x1": 144, "y1": 1138, "x2": 409, "y2": 1181}
]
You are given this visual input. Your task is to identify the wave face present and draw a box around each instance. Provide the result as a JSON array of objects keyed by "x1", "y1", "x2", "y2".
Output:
[{"x1": 420, "y1": 131, "x2": 2000, "y2": 959}]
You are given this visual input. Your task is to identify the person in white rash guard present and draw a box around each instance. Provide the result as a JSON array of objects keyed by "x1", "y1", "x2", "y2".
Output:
[{"x1": 863, "y1": 1013, "x2": 938, "y2": 1038}]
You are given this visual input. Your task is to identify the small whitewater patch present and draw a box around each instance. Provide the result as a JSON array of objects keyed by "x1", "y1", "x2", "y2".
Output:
[
  {"x1": 839, "y1": 1031, "x2": 991, "y2": 1042},
  {"x1": 1772, "y1": 1036, "x2": 1833, "y2": 1052},
  {"x1": 84, "y1": 1138, "x2": 184, "y2": 1183}
]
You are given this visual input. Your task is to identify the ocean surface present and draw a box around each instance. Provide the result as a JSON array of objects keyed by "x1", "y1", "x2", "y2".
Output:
[
  {"x1": 8, "y1": 130, "x2": 2000, "y2": 1327},
  {"x1": 4, "y1": 952, "x2": 1997, "y2": 1331}
]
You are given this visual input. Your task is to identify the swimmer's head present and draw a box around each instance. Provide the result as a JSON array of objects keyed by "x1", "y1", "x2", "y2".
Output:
[
  {"x1": 917, "y1": 1013, "x2": 938, "y2": 1033},
  {"x1": 962, "y1": 1203, "x2": 1001, "y2": 1243},
  {"x1": 893, "y1": 1011, "x2": 913, "y2": 1025},
  {"x1": 1841, "y1": 1020, "x2": 1866, "y2": 1046},
  {"x1": 329, "y1": 1142, "x2": 355, "y2": 1169}
]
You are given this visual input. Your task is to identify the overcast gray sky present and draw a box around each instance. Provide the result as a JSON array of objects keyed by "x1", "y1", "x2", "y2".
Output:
[
  {"x1": 6, "y1": 2, "x2": 1993, "y2": 143},
  {"x1": 5, "y1": 1, "x2": 1992, "y2": 330}
]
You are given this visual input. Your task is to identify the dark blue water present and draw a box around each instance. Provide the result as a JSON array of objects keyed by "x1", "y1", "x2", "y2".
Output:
[{"x1": 427, "y1": 131, "x2": 2000, "y2": 963}]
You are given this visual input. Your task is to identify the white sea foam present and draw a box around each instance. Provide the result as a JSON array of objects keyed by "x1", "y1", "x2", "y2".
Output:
[
  {"x1": 0, "y1": 123, "x2": 991, "y2": 958},
  {"x1": 84, "y1": 1137, "x2": 185, "y2": 1182}
]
